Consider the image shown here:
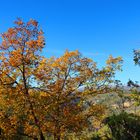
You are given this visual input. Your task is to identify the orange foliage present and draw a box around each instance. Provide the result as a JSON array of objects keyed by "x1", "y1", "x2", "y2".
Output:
[{"x1": 0, "y1": 19, "x2": 122, "y2": 140}]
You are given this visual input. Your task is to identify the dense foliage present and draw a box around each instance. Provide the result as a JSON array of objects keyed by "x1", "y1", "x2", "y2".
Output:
[{"x1": 105, "y1": 112, "x2": 140, "y2": 140}]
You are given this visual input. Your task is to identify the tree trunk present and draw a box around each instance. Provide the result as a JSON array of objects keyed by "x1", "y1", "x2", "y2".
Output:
[
  {"x1": 22, "y1": 64, "x2": 45, "y2": 140},
  {"x1": 40, "y1": 131, "x2": 45, "y2": 140}
]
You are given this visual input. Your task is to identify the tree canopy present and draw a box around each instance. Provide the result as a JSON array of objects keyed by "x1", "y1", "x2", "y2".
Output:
[{"x1": 0, "y1": 19, "x2": 123, "y2": 140}]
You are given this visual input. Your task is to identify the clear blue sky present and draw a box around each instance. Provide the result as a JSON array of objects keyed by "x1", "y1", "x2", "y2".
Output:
[{"x1": 0, "y1": 0, "x2": 140, "y2": 84}]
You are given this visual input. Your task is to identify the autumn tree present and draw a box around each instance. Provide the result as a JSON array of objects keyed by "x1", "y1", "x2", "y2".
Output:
[
  {"x1": 0, "y1": 18, "x2": 45, "y2": 140},
  {"x1": 0, "y1": 19, "x2": 123, "y2": 140},
  {"x1": 34, "y1": 50, "x2": 122, "y2": 140}
]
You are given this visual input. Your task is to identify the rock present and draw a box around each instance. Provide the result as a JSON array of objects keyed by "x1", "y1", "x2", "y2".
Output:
[{"x1": 124, "y1": 102, "x2": 131, "y2": 108}]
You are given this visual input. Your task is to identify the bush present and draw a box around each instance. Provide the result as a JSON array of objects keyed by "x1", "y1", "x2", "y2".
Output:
[{"x1": 105, "y1": 112, "x2": 140, "y2": 140}]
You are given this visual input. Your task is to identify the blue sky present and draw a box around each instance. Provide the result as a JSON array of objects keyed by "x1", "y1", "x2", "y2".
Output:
[{"x1": 0, "y1": 0, "x2": 140, "y2": 84}]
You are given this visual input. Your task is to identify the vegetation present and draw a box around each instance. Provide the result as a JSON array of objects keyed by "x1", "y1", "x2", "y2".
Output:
[
  {"x1": 133, "y1": 49, "x2": 140, "y2": 66},
  {"x1": 105, "y1": 112, "x2": 140, "y2": 140},
  {"x1": 0, "y1": 19, "x2": 139, "y2": 140}
]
